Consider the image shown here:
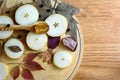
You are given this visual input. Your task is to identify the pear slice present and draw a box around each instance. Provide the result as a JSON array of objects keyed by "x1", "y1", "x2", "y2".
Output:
[
  {"x1": 4, "y1": 38, "x2": 24, "y2": 59},
  {"x1": 53, "y1": 51, "x2": 72, "y2": 68},
  {"x1": 26, "y1": 32, "x2": 48, "y2": 50},
  {"x1": 45, "y1": 14, "x2": 68, "y2": 37},
  {"x1": 0, "y1": 62, "x2": 9, "y2": 80},
  {"x1": 0, "y1": 16, "x2": 14, "y2": 39},
  {"x1": 15, "y1": 4, "x2": 39, "y2": 26}
]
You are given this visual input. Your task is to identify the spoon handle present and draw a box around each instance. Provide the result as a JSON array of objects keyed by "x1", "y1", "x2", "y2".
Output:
[
  {"x1": 0, "y1": 25, "x2": 34, "y2": 31},
  {"x1": 0, "y1": 21, "x2": 49, "y2": 34}
]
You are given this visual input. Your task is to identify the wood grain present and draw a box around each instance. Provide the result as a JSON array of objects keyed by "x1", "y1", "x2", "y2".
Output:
[{"x1": 62, "y1": 0, "x2": 120, "y2": 80}]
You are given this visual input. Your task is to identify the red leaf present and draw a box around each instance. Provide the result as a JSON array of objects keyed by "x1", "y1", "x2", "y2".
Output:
[
  {"x1": 24, "y1": 53, "x2": 39, "y2": 63},
  {"x1": 23, "y1": 61, "x2": 44, "y2": 71},
  {"x1": 48, "y1": 36, "x2": 60, "y2": 49},
  {"x1": 21, "y1": 69, "x2": 34, "y2": 80},
  {"x1": 10, "y1": 66, "x2": 20, "y2": 80}
]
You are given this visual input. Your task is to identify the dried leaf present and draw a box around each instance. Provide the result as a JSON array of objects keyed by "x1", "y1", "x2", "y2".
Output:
[
  {"x1": 23, "y1": 53, "x2": 39, "y2": 63},
  {"x1": 10, "y1": 65, "x2": 20, "y2": 80},
  {"x1": 56, "y1": 2, "x2": 80, "y2": 16},
  {"x1": 21, "y1": 69, "x2": 34, "y2": 80},
  {"x1": 47, "y1": 49, "x2": 54, "y2": 64},
  {"x1": 41, "y1": 0, "x2": 52, "y2": 7},
  {"x1": 35, "y1": 0, "x2": 53, "y2": 20},
  {"x1": 23, "y1": 61, "x2": 44, "y2": 71},
  {"x1": 8, "y1": 46, "x2": 22, "y2": 52},
  {"x1": 55, "y1": 2, "x2": 80, "y2": 40},
  {"x1": 67, "y1": 18, "x2": 78, "y2": 40},
  {"x1": 62, "y1": 37, "x2": 78, "y2": 51},
  {"x1": 48, "y1": 36, "x2": 60, "y2": 49},
  {"x1": 39, "y1": 49, "x2": 54, "y2": 64},
  {"x1": 47, "y1": 48, "x2": 54, "y2": 55}
]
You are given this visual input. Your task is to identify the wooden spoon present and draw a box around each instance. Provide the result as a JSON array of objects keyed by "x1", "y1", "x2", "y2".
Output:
[{"x1": 0, "y1": 21, "x2": 49, "y2": 34}]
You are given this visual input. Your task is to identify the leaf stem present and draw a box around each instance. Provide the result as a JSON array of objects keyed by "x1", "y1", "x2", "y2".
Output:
[
  {"x1": 8, "y1": 63, "x2": 21, "y2": 65},
  {"x1": 52, "y1": 0, "x2": 58, "y2": 14},
  {"x1": 53, "y1": 0, "x2": 57, "y2": 9},
  {"x1": 20, "y1": 64, "x2": 24, "y2": 69}
]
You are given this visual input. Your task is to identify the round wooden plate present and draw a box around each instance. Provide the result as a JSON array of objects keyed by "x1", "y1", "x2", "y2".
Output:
[{"x1": 0, "y1": 0, "x2": 83, "y2": 80}]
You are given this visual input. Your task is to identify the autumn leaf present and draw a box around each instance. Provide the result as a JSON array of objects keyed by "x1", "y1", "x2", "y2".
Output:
[
  {"x1": 10, "y1": 65, "x2": 20, "y2": 80},
  {"x1": 62, "y1": 37, "x2": 78, "y2": 51},
  {"x1": 56, "y1": 2, "x2": 80, "y2": 16},
  {"x1": 48, "y1": 36, "x2": 60, "y2": 49},
  {"x1": 66, "y1": 18, "x2": 78, "y2": 40},
  {"x1": 23, "y1": 53, "x2": 39, "y2": 63},
  {"x1": 55, "y1": 2, "x2": 80, "y2": 40},
  {"x1": 21, "y1": 69, "x2": 34, "y2": 80},
  {"x1": 39, "y1": 48, "x2": 54, "y2": 64},
  {"x1": 35, "y1": 0, "x2": 53, "y2": 20},
  {"x1": 23, "y1": 61, "x2": 44, "y2": 71}
]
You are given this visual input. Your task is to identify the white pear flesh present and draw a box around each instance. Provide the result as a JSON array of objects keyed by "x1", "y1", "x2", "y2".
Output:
[
  {"x1": 26, "y1": 32, "x2": 48, "y2": 50},
  {"x1": 0, "y1": 62, "x2": 9, "y2": 80},
  {"x1": 0, "y1": 16, "x2": 14, "y2": 39},
  {"x1": 54, "y1": 51, "x2": 72, "y2": 68},
  {"x1": 45, "y1": 14, "x2": 68, "y2": 37},
  {"x1": 15, "y1": 4, "x2": 39, "y2": 25}
]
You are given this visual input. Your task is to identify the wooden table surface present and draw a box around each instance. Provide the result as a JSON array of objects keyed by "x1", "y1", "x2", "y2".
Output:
[{"x1": 63, "y1": 0, "x2": 120, "y2": 80}]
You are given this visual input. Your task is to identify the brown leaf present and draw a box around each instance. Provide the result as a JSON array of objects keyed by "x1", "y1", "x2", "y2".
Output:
[
  {"x1": 8, "y1": 46, "x2": 22, "y2": 52},
  {"x1": 23, "y1": 53, "x2": 39, "y2": 63},
  {"x1": 47, "y1": 48, "x2": 54, "y2": 55},
  {"x1": 23, "y1": 61, "x2": 44, "y2": 71},
  {"x1": 39, "y1": 48, "x2": 54, "y2": 64},
  {"x1": 47, "y1": 57, "x2": 53, "y2": 64},
  {"x1": 10, "y1": 65, "x2": 20, "y2": 80},
  {"x1": 21, "y1": 69, "x2": 34, "y2": 80}
]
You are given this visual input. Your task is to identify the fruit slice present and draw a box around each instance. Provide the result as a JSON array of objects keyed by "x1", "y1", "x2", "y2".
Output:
[
  {"x1": 0, "y1": 62, "x2": 9, "y2": 80},
  {"x1": 4, "y1": 38, "x2": 24, "y2": 59},
  {"x1": 53, "y1": 51, "x2": 72, "y2": 68},
  {"x1": 15, "y1": 4, "x2": 39, "y2": 25},
  {"x1": 0, "y1": 16, "x2": 14, "y2": 39},
  {"x1": 45, "y1": 14, "x2": 68, "y2": 37},
  {"x1": 26, "y1": 32, "x2": 48, "y2": 50}
]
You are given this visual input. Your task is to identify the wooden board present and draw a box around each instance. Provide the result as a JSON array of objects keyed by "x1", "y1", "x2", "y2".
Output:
[
  {"x1": 0, "y1": 0, "x2": 83, "y2": 80},
  {"x1": 62, "y1": 0, "x2": 120, "y2": 80}
]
